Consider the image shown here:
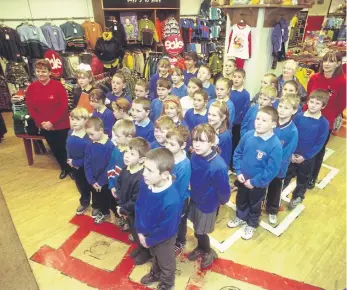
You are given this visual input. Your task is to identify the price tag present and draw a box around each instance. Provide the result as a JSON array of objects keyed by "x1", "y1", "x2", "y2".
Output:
[
  {"x1": 74, "y1": 28, "x2": 77, "y2": 34},
  {"x1": 114, "y1": 25, "x2": 117, "y2": 31},
  {"x1": 5, "y1": 34, "x2": 10, "y2": 40}
]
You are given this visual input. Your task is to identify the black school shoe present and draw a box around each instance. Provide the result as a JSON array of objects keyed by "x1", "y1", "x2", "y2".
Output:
[
  {"x1": 130, "y1": 247, "x2": 141, "y2": 258},
  {"x1": 76, "y1": 204, "x2": 89, "y2": 215},
  {"x1": 59, "y1": 170, "x2": 69, "y2": 179},
  {"x1": 140, "y1": 271, "x2": 160, "y2": 285},
  {"x1": 156, "y1": 282, "x2": 174, "y2": 290},
  {"x1": 308, "y1": 179, "x2": 316, "y2": 189},
  {"x1": 201, "y1": 249, "x2": 218, "y2": 268},
  {"x1": 187, "y1": 247, "x2": 203, "y2": 261},
  {"x1": 134, "y1": 249, "x2": 152, "y2": 265},
  {"x1": 94, "y1": 212, "x2": 110, "y2": 224}
]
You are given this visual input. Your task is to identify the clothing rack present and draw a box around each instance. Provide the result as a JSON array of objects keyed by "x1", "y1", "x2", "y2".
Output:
[{"x1": 0, "y1": 17, "x2": 90, "y2": 22}]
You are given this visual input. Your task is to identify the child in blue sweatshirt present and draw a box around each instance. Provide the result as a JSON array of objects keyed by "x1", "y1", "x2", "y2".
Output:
[
  {"x1": 84, "y1": 117, "x2": 115, "y2": 224},
  {"x1": 66, "y1": 108, "x2": 91, "y2": 215},
  {"x1": 184, "y1": 89, "x2": 209, "y2": 131},
  {"x1": 229, "y1": 106, "x2": 282, "y2": 240},
  {"x1": 149, "y1": 58, "x2": 172, "y2": 100},
  {"x1": 90, "y1": 89, "x2": 116, "y2": 138},
  {"x1": 165, "y1": 126, "x2": 191, "y2": 254},
  {"x1": 188, "y1": 124, "x2": 231, "y2": 268},
  {"x1": 150, "y1": 78, "x2": 171, "y2": 122},
  {"x1": 115, "y1": 137, "x2": 151, "y2": 266},
  {"x1": 197, "y1": 65, "x2": 215, "y2": 99},
  {"x1": 208, "y1": 102, "x2": 233, "y2": 166},
  {"x1": 162, "y1": 95, "x2": 188, "y2": 128},
  {"x1": 132, "y1": 97, "x2": 155, "y2": 143},
  {"x1": 266, "y1": 95, "x2": 299, "y2": 224},
  {"x1": 208, "y1": 78, "x2": 235, "y2": 130},
  {"x1": 171, "y1": 67, "x2": 188, "y2": 98},
  {"x1": 134, "y1": 79, "x2": 150, "y2": 99},
  {"x1": 106, "y1": 119, "x2": 136, "y2": 227},
  {"x1": 105, "y1": 72, "x2": 131, "y2": 105},
  {"x1": 241, "y1": 86, "x2": 277, "y2": 137},
  {"x1": 284, "y1": 89, "x2": 329, "y2": 209},
  {"x1": 136, "y1": 148, "x2": 181, "y2": 289},
  {"x1": 230, "y1": 69, "x2": 250, "y2": 170},
  {"x1": 151, "y1": 116, "x2": 175, "y2": 149}
]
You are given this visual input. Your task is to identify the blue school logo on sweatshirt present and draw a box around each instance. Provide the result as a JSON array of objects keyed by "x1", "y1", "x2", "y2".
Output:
[{"x1": 256, "y1": 150, "x2": 266, "y2": 160}]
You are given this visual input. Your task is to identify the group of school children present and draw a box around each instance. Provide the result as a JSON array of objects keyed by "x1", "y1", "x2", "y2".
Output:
[{"x1": 67, "y1": 55, "x2": 330, "y2": 290}]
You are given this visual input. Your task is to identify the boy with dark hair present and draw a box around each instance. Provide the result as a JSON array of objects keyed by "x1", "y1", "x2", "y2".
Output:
[
  {"x1": 228, "y1": 106, "x2": 282, "y2": 240},
  {"x1": 115, "y1": 137, "x2": 152, "y2": 265},
  {"x1": 132, "y1": 97, "x2": 155, "y2": 143},
  {"x1": 84, "y1": 117, "x2": 115, "y2": 224},
  {"x1": 150, "y1": 78, "x2": 171, "y2": 122},
  {"x1": 266, "y1": 94, "x2": 299, "y2": 224},
  {"x1": 136, "y1": 148, "x2": 181, "y2": 290},
  {"x1": 230, "y1": 68, "x2": 251, "y2": 171},
  {"x1": 284, "y1": 89, "x2": 329, "y2": 209}
]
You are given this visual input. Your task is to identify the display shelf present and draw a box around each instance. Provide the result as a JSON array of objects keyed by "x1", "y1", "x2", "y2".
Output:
[{"x1": 215, "y1": 4, "x2": 311, "y2": 9}]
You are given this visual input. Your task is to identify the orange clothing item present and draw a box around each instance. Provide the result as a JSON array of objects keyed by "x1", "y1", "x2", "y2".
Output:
[
  {"x1": 155, "y1": 18, "x2": 162, "y2": 42},
  {"x1": 78, "y1": 92, "x2": 94, "y2": 114},
  {"x1": 82, "y1": 21, "x2": 103, "y2": 49}
]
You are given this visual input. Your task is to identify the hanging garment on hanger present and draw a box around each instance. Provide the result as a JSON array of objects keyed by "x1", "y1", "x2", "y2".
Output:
[
  {"x1": 95, "y1": 32, "x2": 125, "y2": 66},
  {"x1": 40, "y1": 23, "x2": 66, "y2": 52},
  {"x1": 0, "y1": 26, "x2": 24, "y2": 61},
  {"x1": 138, "y1": 18, "x2": 158, "y2": 43},
  {"x1": 0, "y1": 74, "x2": 11, "y2": 110},
  {"x1": 17, "y1": 24, "x2": 49, "y2": 58},
  {"x1": 82, "y1": 20, "x2": 103, "y2": 49},
  {"x1": 60, "y1": 21, "x2": 85, "y2": 51},
  {"x1": 271, "y1": 18, "x2": 289, "y2": 69}
]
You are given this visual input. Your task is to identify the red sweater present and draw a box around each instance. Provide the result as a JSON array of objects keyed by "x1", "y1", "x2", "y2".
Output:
[
  {"x1": 305, "y1": 73, "x2": 346, "y2": 130},
  {"x1": 26, "y1": 79, "x2": 70, "y2": 130}
]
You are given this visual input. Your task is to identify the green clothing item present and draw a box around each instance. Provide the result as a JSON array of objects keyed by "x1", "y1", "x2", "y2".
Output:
[
  {"x1": 124, "y1": 24, "x2": 135, "y2": 39},
  {"x1": 138, "y1": 19, "x2": 158, "y2": 42},
  {"x1": 209, "y1": 53, "x2": 223, "y2": 75}
]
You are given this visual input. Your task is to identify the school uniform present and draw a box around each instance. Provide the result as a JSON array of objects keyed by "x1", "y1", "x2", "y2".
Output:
[
  {"x1": 233, "y1": 130, "x2": 282, "y2": 227},
  {"x1": 172, "y1": 153, "x2": 191, "y2": 245},
  {"x1": 150, "y1": 140, "x2": 165, "y2": 149},
  {"x1": 230, "y1": 86, "x2": 250, "y2": 167},
  {"x1": 106, "y1": 144, "x2": 127, "y2": 190},
  {"x1": 66, "y1": 130, "x2": 91, "y2": 206},
  {"x1": 273, "y1": 99, "x2": 302, "y2": 115},
  {"x1": 171, "y1": 83, "x2": 188, "y2": 98},
  {"x1": 92, "y1": 107, "x2": 116, "y2": 138},
  {"x1": 135, "y1": 118, "x2": 155, "y2": 143},
  {"x1": 149, "y1": 73, "x2": 172, "y2": 100},
  {"x1": 183, "y1": 69, "x2": 198, "y2": 85},
  {"x1": 240, "y1": 104, "x2": 259, "y2": 137},
  {"x1": 266, "y1": 120, "x2": 298, "y2": 214},
  {"x1": 203, "y1": 83, "x2": 215, "y2": 99},
  {"x1": 217, "y1": 129, "x2": 233, "y2": 167},
  {"x1": 184, "y1": 108, "x2": 208, "y2": 131},
  {"x1": 135, "y1": 180, "x2": 181, "y2": 287},
  {"x1": 284, "y1": 112, "x2": 329, "y2": 200},
  {"x1": 150, "y1": 97, "x2": 164, "y2": 122},
  {"x1": 105, "y1": 91, "x2": 132, "y2": 105},
  {"x1": 207, "y1": 98, "x2": 235, "y2": 129},
  {"x1": 84, "y1": 135, "x2": 115, "y2": 215}
]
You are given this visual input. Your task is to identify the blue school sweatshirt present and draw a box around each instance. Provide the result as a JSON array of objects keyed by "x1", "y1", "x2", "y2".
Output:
[
  {"x1": 172, "y1": 155, "x2": 191, "y2": 202},
  {"x1": 233, "y1": 130, "x2": 282, "y2": 188},
  {"x1": 241, "y1": 104, "x2": 259, "y2": 137},
  {"x1": 183, "y1": 70, "x2": 198, "y2": 85},
  {"x1": 149, "y1": 73, "x2": 172, "y2": 100},
  {"x1": 171, "y1": 83, "x2": 188, "y2": 98},
  {"x1": 92, "y1": 108, "x2": 115, "y2": 138},
  {"x1": 204, "y1": 83, "x2": 216, "y2": 99},
  {"x1": 105, "y1": 92, "x2": 132, "y2": 104},
  {"x1": 207, "y1": 99, "x2": 235, "y2": 129},
  {"x1": 84, "y1": 138, "x2": 115, "y2": 186},
  {"x1": 230, "y1": 89, "x2": 250, "y2": 125},
  {"x1": 274, "y1": 120, "x2": 299, "y2": 178},
  {"x1": 190, "y1": 150, "x2": 231, "y2": 213},
  {"x1": 106, "y1": 145, "x2": 126, "y2": 190},
  {"x1": 150, "y1": 140, "x2": 165, "y2": 149},
  {"x1": 150, "y1": 98, "x2": 164, "y2": 122},
  {"x1": 135, "y1": 181, "x2": 181, "y2": 247},
  {"x1": 66, "y1": 130, "x2": 91, "y2": 168},
  {"x1": 218, "y1": 130, "x2": 233, "y2": 166},
  {"x1": 184, "y1": 108, "x2": 208, "y2": 131},
  {"x1": 135, "y1": 119, "x2": 155, "y2": 143},
  {"x1": 273, "y1": 99, "x2": 302, "y2": 114},
  {"x1": 293, "y1": 112, "x2": 329, "y2": 160}
]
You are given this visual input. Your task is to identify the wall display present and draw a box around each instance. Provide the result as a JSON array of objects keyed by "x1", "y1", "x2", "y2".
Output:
[
  {"x1": 102, "y1": 0, "x2": 180, "y2": 9},
  {"x1": 120, "y1": 12, "x2": 139, "y2": 41}
]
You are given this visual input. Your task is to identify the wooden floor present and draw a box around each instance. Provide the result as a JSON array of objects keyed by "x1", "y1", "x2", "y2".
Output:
[{"x1": 0, "y1": 111, "x2": 346, "y2": 290}]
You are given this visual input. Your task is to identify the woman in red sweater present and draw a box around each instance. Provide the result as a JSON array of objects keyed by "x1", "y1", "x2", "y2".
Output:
[
  {"x1": 26, "y1": 59, "x2": 71, "y2": 179},
  {"x1": 306, "y1": 50, "x2": 346, "y2": 188}
]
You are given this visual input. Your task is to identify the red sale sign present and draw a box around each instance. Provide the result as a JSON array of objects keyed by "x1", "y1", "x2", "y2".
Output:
[
  {"x1": 164, "y1": 34, "x2": 184, "y2": 56},
  {"x1": 44, "y1": 50, "x2": 63, "y2": 78}
]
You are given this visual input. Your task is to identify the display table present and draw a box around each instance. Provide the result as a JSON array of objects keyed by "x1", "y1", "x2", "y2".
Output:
[{"x1": 16, "y1": 134, "x2": 46, "y2": 166}]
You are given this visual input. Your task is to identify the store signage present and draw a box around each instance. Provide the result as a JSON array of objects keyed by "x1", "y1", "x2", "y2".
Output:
[
  {"x1": 44, "y1": 50, "x2": 63, "y2": 78},
  {"x1": 164, "y1": 34, "x2": 184, "y2": 56},
  {"x1": 103, "y1": 0, "x2": 179, "y2": 9}
]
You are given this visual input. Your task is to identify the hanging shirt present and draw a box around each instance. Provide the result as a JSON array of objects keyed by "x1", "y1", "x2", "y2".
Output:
[{"x1": 227, "y1": 24, "x2": 252, "y2": 60}]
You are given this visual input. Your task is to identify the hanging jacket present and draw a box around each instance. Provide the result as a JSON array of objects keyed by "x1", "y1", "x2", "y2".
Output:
[
  {"x1": 82, "y1": 21, "x2": 103, "y2": 49},
  {"x1": 95, "y1": 32, "x2": 125, "y2": 64},
  {"x1": 40, "y1": 24, "x2": 66, "y2": 52},
  {"x1": 272, "y1": 18, "x2": 289, "y2": 53},
  {"x1": 0, "y1": 26, "x2": 24, "y2": 61},
  {"x1": 60, "y1": 21, "x2": 85, "y2": 50},
  {"x1": 17, "y1": 24, "x2": 49, "y2": 58}
]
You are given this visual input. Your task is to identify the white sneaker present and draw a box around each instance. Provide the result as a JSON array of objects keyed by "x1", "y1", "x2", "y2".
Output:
[
  {"x1": 242, "y1": 226, "x2": 256, "y2": 240},
  {"x1": 268, "y1": 214, "x2": 277, "y2": 225},
  {"x1": 227, "y1": 217, "x2": 246, "y2": 228}
]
